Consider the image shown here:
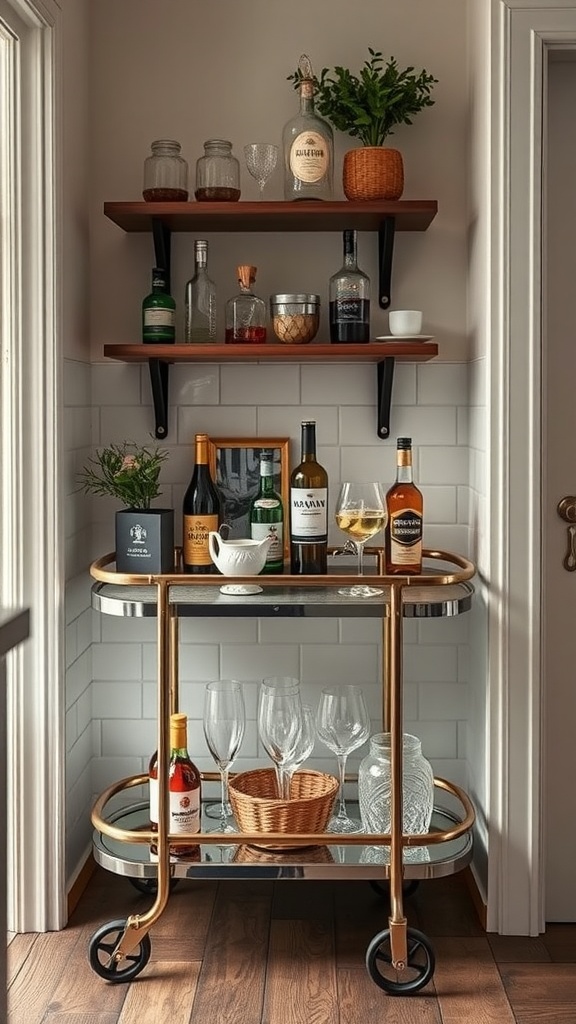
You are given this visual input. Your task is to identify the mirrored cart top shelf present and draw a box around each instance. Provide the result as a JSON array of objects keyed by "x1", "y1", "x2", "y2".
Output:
[
  {"x1": 103, "y1": 199, "x2": 438, "y2": 233},
  {"x1": 103, "y1": 341, "x2": 438, "y2": 363}
]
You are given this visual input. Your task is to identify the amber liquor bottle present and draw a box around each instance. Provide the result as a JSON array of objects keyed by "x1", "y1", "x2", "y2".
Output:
[
  {"x1": 149, "y1": 712, "x2": 202, "y2": 858},
  {"x1": 385, "y1": 437, "x2": 423, "y2": 575}
]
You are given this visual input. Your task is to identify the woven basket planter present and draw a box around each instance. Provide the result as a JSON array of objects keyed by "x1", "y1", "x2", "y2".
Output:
[
  {"x1": 228, "y1": 767, "x2": 338, "y2": 849},
  {"x1": 343, "y1": 147, "x2": 404, "y2": 202}
]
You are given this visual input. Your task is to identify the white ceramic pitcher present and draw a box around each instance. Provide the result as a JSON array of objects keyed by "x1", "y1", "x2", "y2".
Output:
[{"x1": 208, "y1": 532, "x2": 272, "y2": 577}]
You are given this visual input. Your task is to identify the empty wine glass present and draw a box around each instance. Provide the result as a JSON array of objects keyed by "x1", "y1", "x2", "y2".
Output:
[
  {"x1": 335, "y1": 482, "x2": 387, "y2": 598},
  {"x1": 258, "y1": 676, "x2": 303, "y2": 798},
  {"x1": 244, "y1": 143, "x2": 278, "y2": 197},
  {"x1": 316, "y1": 684, "x2": 370, "y2": 834},
  {"x1": 203, "y1": 680, "x2": 245, "y2": 834},
  {"x1": 284, "y1": 703, "x2": 316, "y2": 791}
]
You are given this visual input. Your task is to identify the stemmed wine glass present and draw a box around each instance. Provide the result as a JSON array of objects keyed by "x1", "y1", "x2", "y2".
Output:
[
  {"x1": 203, "y1": 680, "x2": 245, "y2": 834},
  {"x1": 283, "y1": 704, "x2": 316, "y2": 793},
  {"x1": 335, "y1": 482, "x2": 387, "y2": 598},
  {"x1": 258, "y1": 676, "x2": 303, "y2": 799},
  {"x1": 316, "y1": 684, "x2": 370, "y2": 834},
  {"x1": 244, "y1": 143, "x2": 279, "y2": 197}
]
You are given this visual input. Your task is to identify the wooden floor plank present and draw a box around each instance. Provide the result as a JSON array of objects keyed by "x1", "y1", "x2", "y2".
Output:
[
  {"x1": 337, "y1": 966, "x2": 442, "y2": 1023},
  {"x1": 433, "y1": 937, "x2": 517, "y2": 1024},
  {"x1": 542, "y1": 923, "x2": 576, "y2": 962},
  {"x1": 263, "y1": 919, "x2": 338, "y2": 1024},
  {"x1": 189, "y1": 881, "x2": 272, "y2": 1024},
  {"x1": 410, "y1": 875, "x2": 485, "y2": 937},
  {"x1": 117, "y1": 961, "x2": 201, "y2": 1024},
  {"x1": 7, "y1": 932, "x2": 39, "y2": 986},
  {"x1": 271, "y1": 880, "x2": 334, "y2": 921},
  {"x1": 7, "y1": 931, "x2": 86, "y2": 1024},
  {"x1": 488, "y1": 932, "x2": 551, "y2": 962},
  {"x1": 499, "y1": 962, "x2": 576, "y2": 1022},
  {"x1": 42, "y1": 1014, "x2": 118, "y2": 1024}
]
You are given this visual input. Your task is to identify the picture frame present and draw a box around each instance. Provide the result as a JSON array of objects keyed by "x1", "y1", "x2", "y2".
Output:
[{"x1": 208, "y1": 437, "x2": 290, "y2": 556}]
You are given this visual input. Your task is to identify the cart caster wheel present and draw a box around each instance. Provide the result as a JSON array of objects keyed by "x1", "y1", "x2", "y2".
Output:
[
  {"x1": 366, "y1": 926, "x2": 435, "y2": 995},
  {"x1": 129, "y1": 876, "x2": 180, "y2": 896},
  {"x1": 89, "y1": 919, "x2": 151, "y2": 982},
  {"x1": 369, "y1": 879, "x2": 420, "y2": 899}
]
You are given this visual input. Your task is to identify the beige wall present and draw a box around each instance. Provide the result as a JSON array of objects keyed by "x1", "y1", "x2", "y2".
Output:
[{"x1": 89, "y1": 0, "x2": 468, "y2": 360}]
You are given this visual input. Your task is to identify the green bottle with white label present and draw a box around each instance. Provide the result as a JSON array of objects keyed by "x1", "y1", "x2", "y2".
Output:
[
  {"x1": 142, "y1": 266, "x2": 176, "y2": 343},
  {"x1": 249, "y1": 449, "x2": 284, "y2": 573}
]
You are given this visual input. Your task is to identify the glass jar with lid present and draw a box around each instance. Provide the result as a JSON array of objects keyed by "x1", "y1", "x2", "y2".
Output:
[
  {"x1": 195, "y1": 139, "x2": 241, "y2": 202},
  {"x1": 143, "y1": 140, "x2": 189, "y2": 202},
  {"x1": 358, "y1": 732, "x2": 434, "y2": 836}
]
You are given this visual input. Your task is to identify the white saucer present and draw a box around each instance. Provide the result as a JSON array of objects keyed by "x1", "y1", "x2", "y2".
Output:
[
  {"x1": 374, "y1": 334, "x2": 434, "y2": 342},
  {"x1": 219, "y1": 583, "x2": 263, "y2": 596}
]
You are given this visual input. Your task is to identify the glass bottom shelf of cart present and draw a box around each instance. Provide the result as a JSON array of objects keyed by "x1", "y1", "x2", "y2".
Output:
[{"x1": 92, "y1": 801, "x2": 473, "y2": 882}]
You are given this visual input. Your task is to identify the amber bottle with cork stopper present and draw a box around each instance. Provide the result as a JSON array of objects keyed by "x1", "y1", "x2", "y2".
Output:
[
  {"x1": 225, "y1": 265, "x2": 267, "y2": 344},
  {"x1": 385, "y1": 437, "x2": 424, "y2": 575},
  {"x1": 148, "y1": 712, "x2": 202, "y2": 858}
]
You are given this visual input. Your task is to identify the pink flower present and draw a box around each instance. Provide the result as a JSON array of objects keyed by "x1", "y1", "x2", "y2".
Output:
[{"x1": 119, "y1": 455, "x2": 138, "y2": 471}]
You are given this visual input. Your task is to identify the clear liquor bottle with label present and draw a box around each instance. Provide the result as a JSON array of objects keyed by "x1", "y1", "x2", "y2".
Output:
[
  {"x1": 184, "y1": 240, "x2": 217, "y2": 343},
  {"x1": 329, "y1": 230, "x2": 370, "y2": 343},
  {"x1": 385, "y1": 437, "x2": 424, "y2": 574},
  {"x1": 224, "y1": 265, "x2": 267, "y2": 344},
  {"x1": 249, "y1": 449, "x2": 284, "y2": 573},
  {"x1": 283, "y1": 54, "x2": 333, "y2": 201},
  {"x1": 149, "y1": 712, "x2": 202, "y2": 858},
  {"x1": 142, "y1": 267, "x2": 176, "y2": 343},
  {"x1": 290, "y1": 420, "x2": 328, "y2": 574},
  {"x1": 182, "y1": 433, "x2": 221, "y2": 574}
]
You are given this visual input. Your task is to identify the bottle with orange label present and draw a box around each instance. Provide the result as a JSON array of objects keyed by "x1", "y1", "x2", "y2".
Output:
[
  {"x1": 385, "y1": 437, "x2": 424, "y2": 575},
  {"x1": 182, "y1": 433, "x2": 221, "y2": 573},
  {"x1": 149, "y1": 712, "x2": 202, "y2": 858}
]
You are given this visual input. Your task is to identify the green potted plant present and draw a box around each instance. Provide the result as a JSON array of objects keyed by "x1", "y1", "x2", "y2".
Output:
[
  {"x1": 288, "y1": 49, "x2": 437, "y2": 201},
  {"x1": 78, "y1": 441, "x2": 173, "y2": 573}
]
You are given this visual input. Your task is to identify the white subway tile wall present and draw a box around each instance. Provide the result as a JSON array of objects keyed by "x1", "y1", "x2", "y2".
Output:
[{"x1": 83, "y1": 358, "x2": 474, "y2": 803}]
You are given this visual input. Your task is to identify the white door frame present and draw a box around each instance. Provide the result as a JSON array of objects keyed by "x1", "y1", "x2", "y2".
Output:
[
  {"x1": 1, "y1": 0, "x2": 65, "y2": 931},
  {"x1": 490, "y1": 0, "x2": 576, "y2": 934}
]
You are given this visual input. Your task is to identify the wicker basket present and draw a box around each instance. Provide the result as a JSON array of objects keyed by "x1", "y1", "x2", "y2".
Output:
[
  {"x1": 343, "y1": 147, "x2": 404, "y2": 202},
  {"x1": 228, "y1": 768, "x2": 338, "y2": 849},
  {"x1": 233, "y1": 843, "x2": 335, "y2": 865}
]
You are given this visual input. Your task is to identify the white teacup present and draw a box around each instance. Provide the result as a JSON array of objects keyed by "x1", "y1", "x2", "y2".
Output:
[
  {"x1": 388, "y1": 309, "x2": 423, "y2": 337},
  {"x1": 208, "y1": 532, "x2": 272, "y2": 577}
]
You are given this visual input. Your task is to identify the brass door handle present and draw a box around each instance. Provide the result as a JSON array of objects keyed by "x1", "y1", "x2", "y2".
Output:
[{"x1": 557, "y1": 497, "x2": 576, "y2": 570}]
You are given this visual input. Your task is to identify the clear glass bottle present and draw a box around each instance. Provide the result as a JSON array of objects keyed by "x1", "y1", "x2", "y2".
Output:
[
  {"x1": 283, "y1": 55, "x2": 333, "y2": 201},
  {"x1": 142, "y1": 267, "x2": 176, "y2": 343},
  {"x1": 358, "y1": 732, "x2": 434, "y2": 836},
  {"x1": 225, "y1": 265, "x2": 267, "y2": 344},
  {"x1": 184, "y1": 240, "x2": 217, "y2": 343},
  {"x1": 329, "y1": 229, "x2": 370, "y2": 343},
  {"x1": 385, "y1": 437, "x2": 424, "y2": 574},
  {"x1": 249, "y1": 449, "x2": 284, "y2": 573},
  {"x1": 195, "y1": 139, "x2": 241, "y2": 202},
  {"x1": 143, "y1": 139, "x2": 189, "y2": 202}
]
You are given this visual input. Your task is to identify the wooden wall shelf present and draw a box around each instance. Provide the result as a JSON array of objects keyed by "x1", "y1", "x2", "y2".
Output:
[{"x1": 103, "y1": 342, "x2": 438, "y2": 363}]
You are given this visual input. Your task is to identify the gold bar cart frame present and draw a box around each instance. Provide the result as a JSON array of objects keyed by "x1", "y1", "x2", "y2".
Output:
[{"x1": 89, "y1": 548, "x2": 476, "y2": 973}]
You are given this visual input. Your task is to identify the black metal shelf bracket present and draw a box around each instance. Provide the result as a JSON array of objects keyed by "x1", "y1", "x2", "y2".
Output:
[
  {"x1": 147, "y1": 218, "x2": 172, "y2": 439},
  {"x1": 378, "y1": 216, "x2": 396, "y2": 309},
  {"x1": 377, "y1": 358, "x2": 395, "y2": 440}
]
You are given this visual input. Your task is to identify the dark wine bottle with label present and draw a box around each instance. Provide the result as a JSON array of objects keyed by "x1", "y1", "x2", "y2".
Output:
[
  {"x1": 290, "y1": 420, "x2": 328, "y2": 575},
  {"x1": 142, "y1": 266, "x2": 176, "y2": 344},
  {"x1": 182, "y1": 433, "x2": 221, "y2": 574},
  {"x1": 329, "y1": 229, "x2": 370, "y2": 343}
]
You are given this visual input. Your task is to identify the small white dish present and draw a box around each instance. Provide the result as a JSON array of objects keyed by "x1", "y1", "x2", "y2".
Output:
[
  {"x1": 219, "y1": 583, "x2": 263, "y2": 596},
  {"x1": 374, "y1": 334, "x2": 434, "y2": 342}
]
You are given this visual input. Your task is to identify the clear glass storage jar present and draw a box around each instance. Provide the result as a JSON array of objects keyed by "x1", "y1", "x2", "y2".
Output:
[
  {"x1": 358, "y1": 732, "x2": 434, "y2": 836},
  {"x1": 195, "y1": 139, "x2": 241, "y2": 202},
  {"x1": 143, "y1": 139, "x2": 189, "y2": 202}
]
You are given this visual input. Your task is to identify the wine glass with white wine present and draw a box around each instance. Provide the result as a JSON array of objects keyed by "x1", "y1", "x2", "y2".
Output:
[{"x1": 335, "y1": 482, "x2": 387, "y2": 597}]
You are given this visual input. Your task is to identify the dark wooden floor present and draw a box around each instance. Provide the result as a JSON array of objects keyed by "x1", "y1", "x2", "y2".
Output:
[{"x1": 7, "y1": 865, "x2": 576, "y2": 1024}]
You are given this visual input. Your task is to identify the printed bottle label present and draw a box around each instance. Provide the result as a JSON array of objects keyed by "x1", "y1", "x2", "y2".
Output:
[
  {"x1": 333, "y1": 298, "x2": 364, "y2": 322},
  {"x1": 169, "y1": 788, "x2": 200, "y2": 834},
  {"x1": 143, "y1": 309, "x2": 175, "y2": 327},
  {"x1": 290, "y1": 487, "x2": 328, "y2": 542},
  {"x1": 149, "y1": 776, "x2": 158, "y2": 825},
  {"x1": 183, "y1": 513, "x2": 219, "y2": 565},
  {"x1": 251, "y1": 520, "x2": 283, "y2": 561},
  {"x1": 389, "y1": 508, "x2": 423, "y2": 564},
  {"x1": 289, "y1": 130, "x2": 329, "y2": 183}
]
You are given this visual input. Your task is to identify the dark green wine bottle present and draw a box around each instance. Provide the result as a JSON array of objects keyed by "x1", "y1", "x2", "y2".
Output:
[
  {"x1": 249, "y1": 449, "x2": 284, "y2": 573},
  {"x1": 142, "y1": 267, "x2": 176, "y2": 343}
]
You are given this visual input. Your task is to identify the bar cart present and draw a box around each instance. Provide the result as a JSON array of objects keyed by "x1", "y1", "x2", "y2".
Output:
[{"x1": 88, "y1": 548, "x2": 476, "y2": 995}]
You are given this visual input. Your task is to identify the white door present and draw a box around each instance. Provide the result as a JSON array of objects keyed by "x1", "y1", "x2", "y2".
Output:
[{"x1": 543, "y1": 50, "x2": 576, "y2": 922}]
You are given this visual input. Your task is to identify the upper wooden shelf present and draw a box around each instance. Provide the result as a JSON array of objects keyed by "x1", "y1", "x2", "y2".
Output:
[
  {"x1": 103, "y1": 342, "x2": 439, "y2": 363},
  {"x1": 103, "y1": 200, "x2": 438, "y2": 234}
]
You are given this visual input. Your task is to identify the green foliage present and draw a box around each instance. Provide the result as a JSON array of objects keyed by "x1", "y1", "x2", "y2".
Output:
[
  {"x1": 78, "y1": 441, "x2": 169, "y2": 510},
  {"x1": 288, "y1": 49, "x2": 437, "y2": 148}
]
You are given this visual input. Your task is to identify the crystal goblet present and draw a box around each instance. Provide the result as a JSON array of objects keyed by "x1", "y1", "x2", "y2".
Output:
[{"x1": 244, "y1": 143, "x2": 278, "y2": 197}]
